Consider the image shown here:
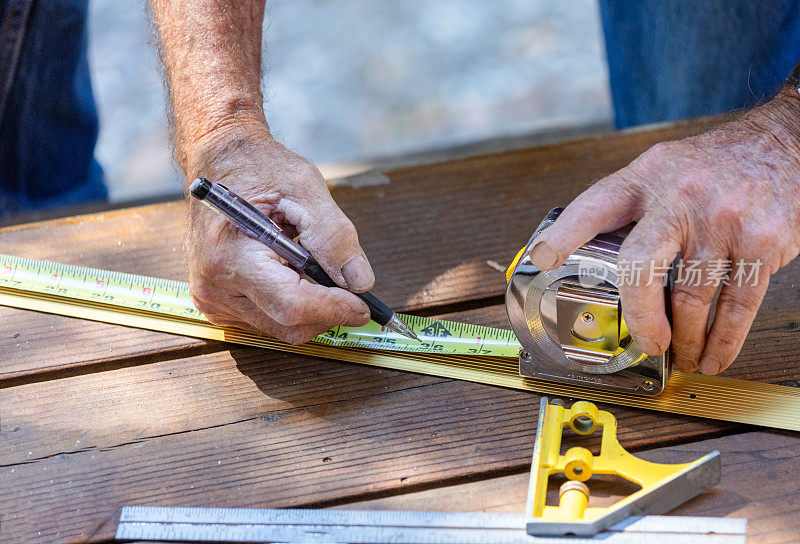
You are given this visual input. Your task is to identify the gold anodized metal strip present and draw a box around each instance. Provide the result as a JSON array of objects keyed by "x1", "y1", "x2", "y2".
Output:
[{"x1": 2, "y1": 285, "x2": 800, "y2": 432}]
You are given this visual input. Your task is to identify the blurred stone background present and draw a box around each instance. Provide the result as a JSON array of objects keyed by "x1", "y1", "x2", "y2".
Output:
[{"x1": 88, "y1": 0, "x2": 612, "y2": 203}]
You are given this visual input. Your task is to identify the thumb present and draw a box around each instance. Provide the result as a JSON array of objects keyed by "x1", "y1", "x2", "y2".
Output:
[
  {"x1": 530, "y1": 174, "x2": 639, "y2": 270},
  {"x1": 297, "y1": 196, "x2": 375, "y2": 293}
]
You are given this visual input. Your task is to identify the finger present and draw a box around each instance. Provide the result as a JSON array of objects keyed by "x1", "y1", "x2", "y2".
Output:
[
  {"x1": 200, "y1": 292, "x2": 358, "y2": 345},
  {"x1": 617, "y1": 214, "x2": 682, "y2": 356},
  {"x1": 699, "y1": 263, "x2": 770, "y2": 375},
  {"x1": 237, "y1": 298, "x2": 363, "y2": 345},
  {"x1": 669, "y1": 252, "x2": 727, "y2": 373},
  {"x1": 240, "y1": 242, "x2": 371, "y2": 330},
  {"x1": 529, "y1": 174, "x2": 640, "y2": 270},
  {"x1": 288, "y1": 189, "x2": 375, "y2": 293}
]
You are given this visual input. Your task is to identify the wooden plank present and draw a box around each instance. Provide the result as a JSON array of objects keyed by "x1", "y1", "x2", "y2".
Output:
[
  {"x1": 335, "y1": 431, "x2": 800, "y2": 544},
  {"x1": 0, "y1": 306, "x2": 210, "y2": 380},
  {"x1": 1, "y1": 329, "x2": 730, "y2": 467},
  {"x1": 0, "y1": 344, "x2": 732, "y2": 543},
  {"x1": 0, "y1": 119, "x2": 721, "y2": 380}
]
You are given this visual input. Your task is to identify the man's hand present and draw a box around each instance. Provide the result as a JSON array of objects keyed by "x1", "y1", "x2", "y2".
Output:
[
  {"x1": 151, "y1": 0, "x2": 372, "y2": 344},
  {"x1": 185, "y1": 123, "x2": 373, "y2": 344},
  {"x1": 529, "y1": 88, "x2": 800, "y2": 375}
]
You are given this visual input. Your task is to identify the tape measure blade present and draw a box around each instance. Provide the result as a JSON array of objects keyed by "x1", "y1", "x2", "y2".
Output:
[
  {"x1": 0, "y1": 253, "x2": 521, "y2": 358},
  {"x1": 318, "y1": 316, "x2": 521, "y2": 357}
]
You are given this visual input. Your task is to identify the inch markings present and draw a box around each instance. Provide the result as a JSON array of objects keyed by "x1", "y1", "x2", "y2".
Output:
[{"x1": 0, "y1": 254, "x2": 521, "y2": 357}]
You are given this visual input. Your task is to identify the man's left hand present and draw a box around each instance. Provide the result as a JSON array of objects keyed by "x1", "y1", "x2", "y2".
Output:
[{"x1": 528, "y1": 87, "x2": 800, "y2": 375}]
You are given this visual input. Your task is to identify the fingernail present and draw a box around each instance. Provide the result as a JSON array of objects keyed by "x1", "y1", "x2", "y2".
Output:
[
  {"x1": 634, "y1": 335, "x2": 661, "y2": 355},
  {"x1": 673, "y1": 353, "x2": 699, "y2": 373},
  {"x1": 529, "y1": 241, "x2": 559, "y2": 270},
  {"x1": 699, "y1": 355, "x2": 721, "y2": 375},
  {"x1": 342, "y1": 253, "x2": 375, "y2": 292}
]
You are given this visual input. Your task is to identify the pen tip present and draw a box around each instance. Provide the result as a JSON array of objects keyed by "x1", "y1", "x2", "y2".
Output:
[{"x1": 386, "y1": 314, "x2": 420, "y2": 342}]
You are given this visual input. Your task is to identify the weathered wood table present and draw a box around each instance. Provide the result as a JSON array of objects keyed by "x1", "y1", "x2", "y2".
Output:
[{"x1": 2, "y1": 118, "x2": 799, "y2": 543}]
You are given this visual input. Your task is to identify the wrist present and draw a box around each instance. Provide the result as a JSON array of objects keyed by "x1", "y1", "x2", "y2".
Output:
[
  {"x1": 177, "y1": 105, "x2": 271, "y2": 181},
  {"x1": 743, "y1": 85, "x2": 800, "y2": 155},
  {"x1": 774, "y1": 83, "x2": 800, "y2": 117}
]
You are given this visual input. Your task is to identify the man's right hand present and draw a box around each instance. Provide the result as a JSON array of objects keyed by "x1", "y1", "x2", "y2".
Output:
[
  {"x1": 184, "y1": 121, "x2": 373, "y2": 344},
  {"x1": 151, "y1": 0, "x2": 373, "y2": 343}
]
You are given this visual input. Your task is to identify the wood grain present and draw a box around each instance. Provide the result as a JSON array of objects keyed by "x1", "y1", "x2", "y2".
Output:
[
  {"x1": 0, "y1": 368, "x2": 725, "y2": 542},
  {"x1": 1, "y1": 334, "x2": 733, "y2": 542},
  {"x1": 0, "y1": 306, "x2": 210, "y2": 380}
]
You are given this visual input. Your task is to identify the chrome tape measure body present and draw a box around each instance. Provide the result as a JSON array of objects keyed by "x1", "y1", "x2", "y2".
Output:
[{"x1": 506, "y1": 208, "x2": 671, "y2": 396}]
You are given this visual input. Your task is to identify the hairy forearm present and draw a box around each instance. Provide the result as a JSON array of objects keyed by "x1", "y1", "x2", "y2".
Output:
[{"x1": 150, "y1": 0, "x2": 267, "y2": 175}]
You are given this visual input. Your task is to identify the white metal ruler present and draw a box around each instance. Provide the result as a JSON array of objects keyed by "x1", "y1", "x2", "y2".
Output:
[
  {"x1": 115, "y1": 506, "x2": 746, "y2": 543},
  {"x1": 3, "y1": 253, "x2": 800, "y2": 431}
]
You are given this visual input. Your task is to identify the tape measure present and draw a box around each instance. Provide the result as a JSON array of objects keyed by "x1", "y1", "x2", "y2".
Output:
[
  {"x1": 3, "y1": 253, "x2": 800, "y2": 431},
  {"x1": 115, "y1": 506, "x2": 745, "y2": 543},
  {"x1": 0, "y1": 254, "x2": 520, "y2": 357}
]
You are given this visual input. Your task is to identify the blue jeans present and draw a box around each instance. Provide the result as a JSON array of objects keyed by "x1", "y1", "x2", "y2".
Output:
[
  {"x1": 599, "y1": 0, "x2": 800, "y2": 128},
  {"x1": 0, "y1": 0, "x2": 106, "y2": 216}
]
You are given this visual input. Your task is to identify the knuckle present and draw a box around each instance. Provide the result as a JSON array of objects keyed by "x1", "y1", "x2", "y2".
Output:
[
  {"x1": 300, "y1": 159, "x2": 323, "y2": 178},
  {"x1": 706, "y1": 197, "x2": 746, "y2": 228},
  {"x1": 290, "y1": 160, "x2": 324, "y2": 185},
  {"x1": 674, "y1": 174, "x2": 708, "y2": 204},
  {"x1": 621, "y1": 306, "x2": 661, "y2": 333},
  {"x1": 316, "y1": 214, "x2": 358, "y2": 246},
  {"x1": 647, "y1": 140, "x2": 677, "y2": 158},
  {"x1": 200, "y1": 253, "x2": 234, "y2": 281},
  {"x1": 743, "y1": 221, "x2": 783, "y2": 254},
  {"x1": 272, "y1": 299, "x2": 307, "y2": 327},
  {"x1": 706, "y1": 332, "x2": 740, "y2": 362},
  {"x1": 637, "y1": 141, "x2": 679, "y2": 172},
  {"x1": 671, "y1": 285, "x2": 714, "y2": 312},
  {"x1": 305, "y1": 216, "x2": 361, "y2": 265},
  {"x1": 336, "y1": 217, "x2": 359, "y2": 242},
  {"x1": 718, "y1": 291, "x2": 761, "y2": 318}
]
